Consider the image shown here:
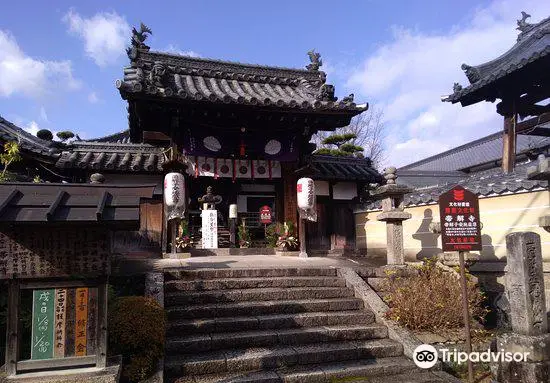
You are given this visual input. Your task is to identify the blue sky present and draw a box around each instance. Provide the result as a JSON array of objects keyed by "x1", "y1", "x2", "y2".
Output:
[{"x1": 2, "y1": 0, "x2": 550, "y2": 166}]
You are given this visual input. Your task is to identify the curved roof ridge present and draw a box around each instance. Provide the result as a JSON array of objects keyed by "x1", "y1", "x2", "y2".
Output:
[
  {"x1": 147, "y1": 50, "x2": 316, "y2": 76},
  {"x1": 399, "y1": 131, "x2": 503, "y2": 170}
]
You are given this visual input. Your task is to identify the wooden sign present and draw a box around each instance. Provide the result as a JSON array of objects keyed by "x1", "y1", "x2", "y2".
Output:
[
  {"x1": 0, "y1": 227, "x2": 110, "y2": 279},
  {"x1": 54, "y1": 289, "x2": 67, "y2": 358},
  {"x1": 439, "y1": 185, "x2": 482, "y2": 252},
  {"x1": 259, "y1": 206, "x2": 272, "y2": 224},
  {"x1": 31, "y1": 289, "x2": 55, "y2": 360},
  {"x1": 202, "y1": 210, "x2": 218, "y2": 249},
  {"x1": 75, "y1": 288, "x2": 88, "y2": 357}
]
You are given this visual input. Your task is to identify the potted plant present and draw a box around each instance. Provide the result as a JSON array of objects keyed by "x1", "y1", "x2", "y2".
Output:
[
  {"x1": 175, "y1": 219, "x2": 191, "y2": 251},
  {"x1": 238, "y1": 218, "x2": 251, "y2": 248},
  {"x1": 276, "y1": 221, "x2": 299, "y2": 251}
]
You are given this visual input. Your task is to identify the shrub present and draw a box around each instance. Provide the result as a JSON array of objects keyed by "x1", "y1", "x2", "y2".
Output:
[
  {"x1": 108, "y1": 296, "x2": 165, "y2": 382},
  {"x1": 36, "y1": 129, "x2": 53, "y2": 140},
  {"x1": 238, "y1": 218, "x2": 251, "y2": 248},
  {"x1": 265, "y1": 223, "x2": 282, "y2": 247},
  {"x1": 382, "y1": 258, "x2": 489, "y2": 332}
]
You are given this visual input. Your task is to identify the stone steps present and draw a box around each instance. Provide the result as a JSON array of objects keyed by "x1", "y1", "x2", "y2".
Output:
[
  {"x1": 164, "y1": 267, "x2": 441, "y2": 382},
  {"x1": 165, "y1": 268, "x2": 338, "y2": 281},
  {"x1": 165, "y1": 286, "x2": 354, "y2": 305},
  {"x1": 166, "y1": 297, "x2": 364, "y2": 320},
  {"x1": 165, "y1": 276, "x2": 346, "y2": 291},
  {"x1": 166, "y1": 310, "x2": 376, "y2": 336},
  {"x1": 173, "y1": 358, "x2": 445, "y2": 383},
  {"x1": 165, "y1": 338, "x2": 404, "y2": 377},
  {"x1": 166, "y1": 324, "x2": 389, "y2": 353}
]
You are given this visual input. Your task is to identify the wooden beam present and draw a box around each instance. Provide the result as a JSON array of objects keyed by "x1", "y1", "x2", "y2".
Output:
[
  {"x1": 517, "y1": 126, "x2": 550, "y2": 137},
  {"x1": 46, "y1": 190, "x2": 67, "y2": 221},
  {"x1": 516, "y1": 111, "x2": 550, "y2": 134},
  {"x1": 16, "y1": 355, "x2": 96, "y2": 371},
  {"x1": 0, "y1": 189, "x2": 19, "y2": 216},
  {"x1": 96, "y1": 191, "x2": 109, "y2": 220}
]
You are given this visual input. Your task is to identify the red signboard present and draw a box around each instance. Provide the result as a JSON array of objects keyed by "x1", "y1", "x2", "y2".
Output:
[
  {"x1": 438, "y1": 185, "x2": 482, "y2": 252},
  {"x1": 259, "y1": 206, "x2": 272, "y2": 224}
]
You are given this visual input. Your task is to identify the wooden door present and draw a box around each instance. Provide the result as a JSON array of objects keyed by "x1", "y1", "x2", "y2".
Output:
[
  {"x1": 306, "y1": 202, "x2": 330, "y2": 250},
  {"x1": 331, "y1": 204, "x2": 356, "y2": 250}
]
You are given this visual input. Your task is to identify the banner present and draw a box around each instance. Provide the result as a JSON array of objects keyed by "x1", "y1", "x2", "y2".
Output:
[{"x1": 182, "y1": 128, "x2": 299, "y2": 161}]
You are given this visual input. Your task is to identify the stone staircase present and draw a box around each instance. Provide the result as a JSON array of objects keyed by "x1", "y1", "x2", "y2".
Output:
[{"x1": 163, "y1": 268, "x2": 447, "y2": 383}]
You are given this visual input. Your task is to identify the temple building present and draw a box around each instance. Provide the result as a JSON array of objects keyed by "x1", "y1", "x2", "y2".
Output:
[{"x1": 0, "y1": 24, "x2": 382, "y2": 255}]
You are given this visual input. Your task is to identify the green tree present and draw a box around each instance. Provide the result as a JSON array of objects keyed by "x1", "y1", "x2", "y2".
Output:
[
  {"x1": 314, "y1": 133, "x2": 364, "y2": 157},
  {"x1": 0, "y1": 142, "x2": 21, "y2": 182},
  {"x1": 56, "y1": 131, "x2": 75, "y2": 142}
]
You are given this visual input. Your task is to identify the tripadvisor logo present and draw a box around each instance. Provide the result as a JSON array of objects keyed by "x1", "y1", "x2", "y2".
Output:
[
  {"x1": 413, "y1": 345, "x2": 438, "y2": 369},
  {"x1": 413, "y1": 344, "x2": 530, "y2": 369}
]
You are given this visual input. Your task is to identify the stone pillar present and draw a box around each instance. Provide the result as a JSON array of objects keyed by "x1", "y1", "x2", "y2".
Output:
[
  {"x1": 371, "y1": 167, "x2": 413, "y2": 265},
  {"x1": 494, "y1": 232, "x2": 550, "y2": 382}
]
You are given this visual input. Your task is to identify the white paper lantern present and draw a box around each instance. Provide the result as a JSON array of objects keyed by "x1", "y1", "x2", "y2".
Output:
[
  {"x1": 229, "y1": 204, "x2": 238, "y2": 219},
  {"x1": 164, "y1": 172, "x2": 185, "y2": 209},
  {"x1": 297, "y1": 178, "x2": 315, "y2": 210}
]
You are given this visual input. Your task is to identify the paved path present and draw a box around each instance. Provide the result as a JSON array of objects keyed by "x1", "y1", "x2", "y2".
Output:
[{"x1": 113, "y1": 255, "x2": 386, "y2": 275}]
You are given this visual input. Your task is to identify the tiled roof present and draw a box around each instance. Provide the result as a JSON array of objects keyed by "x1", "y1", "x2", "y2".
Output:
[
  {"x1": 445, "y1": 13, "x2": 550, "y2": 105},
  {"x1": 361, "y1": 161, "x2": 547, "y2": 211},
  {"x1": 55, "y1": 141, "x2": 165, "y2": 172},
  {"x1": 0, "y1": 183, "x2": 155, "y2": 223},
  {"x1": 302, "y1": 155, "x2": 384, "y2": 182},
  {"x1": 399, "y1": 131, "x2": 550, "y2": 172},
  {"x1": 0, "y1": 116, "x2": 61, "y2": 160},
  {"x1": 117, "y1": 44, "x2": 366, "y2": 114}
]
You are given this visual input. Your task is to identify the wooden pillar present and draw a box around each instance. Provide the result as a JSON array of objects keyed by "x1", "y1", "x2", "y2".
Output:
[
  {"x1": 502, "y1": 100, "x2": 517, "y2": 174},
  {"x1": 281, "y1": 162, "x2": 297, "y2": 227},
  {"x1": 5, "y1": 280, "x2": 20, "y2": 376},
  {"x1": 96, "y1": 279, "x2": 108, "y2": 368}
]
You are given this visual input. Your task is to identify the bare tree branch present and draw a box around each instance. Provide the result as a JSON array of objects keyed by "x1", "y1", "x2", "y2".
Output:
[{"x1": 310, "y1": 106, "x2": 386, "y2": 168}]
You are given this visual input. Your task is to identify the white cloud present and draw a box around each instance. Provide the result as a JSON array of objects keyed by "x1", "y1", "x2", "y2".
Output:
[
  {"x1": 39, "y1": 106, "x2": 48, "y2": 122},
  {"x1": 346, "y1": 0, "x2": 550, "y2": 167},
  {"x1": 24, "y1": 121, "x2": 40, "y2": 136},
  {"x1": 0, "y1": 30, "x2": 80, "y2": 98},
  {"x1": 88, "y1": 91, "x2": 99, "y2": 103},
  {"x1": 164, "y1": 44, "x2": 201, "y2": 58},
  {"x1": 63, "y1": 10, "x2": 130, "y2": 67}
]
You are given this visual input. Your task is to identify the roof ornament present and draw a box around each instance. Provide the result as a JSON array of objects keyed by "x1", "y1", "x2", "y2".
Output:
[
  {"x1": 517, "y1": 11, "x2": 533, "y2": 33},
  {"x1": 316, "y1": 84, "x2": 337, "y2": 102},
  {"x1": 461, "y1": 63, "x2": 481, "y2": 83},
  {"x1": 126, "y1": 22, "x2": 152, "y2": 61},
  {"x1": 453, "y1": 82, "x2": 463, "y2": 93},
  {"x1": 342, "y1": 94, "x2": 354, "y2": 104},
  {"x1": 306, "y1": 49, "x2": 322, "y2": 71}
]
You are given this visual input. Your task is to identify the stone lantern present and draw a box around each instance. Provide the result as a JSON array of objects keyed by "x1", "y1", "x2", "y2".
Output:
[{"x1": 370, "y1": 167, "x2": 413, "y2": 265}]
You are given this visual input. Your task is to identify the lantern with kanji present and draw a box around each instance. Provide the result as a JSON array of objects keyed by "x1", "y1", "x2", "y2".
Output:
[
  {"x1": 297, "y1": 178, "x2": 317, "y2": 221},
  {"x1": 164, "y1": 172, "x2": 186, "y2": 220}
]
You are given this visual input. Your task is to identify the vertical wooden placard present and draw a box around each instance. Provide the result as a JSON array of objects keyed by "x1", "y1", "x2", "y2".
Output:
[
  {"x1": 64, "y1": 288, "x2": 76, "y2": 357},
  {"x1": 54, "y1": 288, "x2": 67, "y2": 358},
  {"x1": 31, "y1": 289, "x2": 55, "y2": 360},
  {"x1": 75, "y1": 287, "x2": 88, "y2": 356},
  {"x1": 86, "y1": 287, "x2": 97, "y2": 356}
]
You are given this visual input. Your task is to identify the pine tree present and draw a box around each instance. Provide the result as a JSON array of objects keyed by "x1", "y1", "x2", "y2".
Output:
[{"x1": 314, "y1": 133, "x2": 364, "y2": 157}]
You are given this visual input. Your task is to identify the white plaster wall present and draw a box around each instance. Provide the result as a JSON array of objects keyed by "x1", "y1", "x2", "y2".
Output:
[
  {"x1": 315, "y1": 181, "x2": 330, "y2": 196},
  {"x1": 333, "y1": 182, "x2": 357, "y2": 200}
]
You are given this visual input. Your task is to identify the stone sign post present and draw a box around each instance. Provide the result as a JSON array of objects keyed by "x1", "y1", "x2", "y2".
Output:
[
  {"x1": 371, "y1": 167, "x2": 413, "y2": 265},
  {"x1": 494, "y1": 232, "x2": 550, "y2": 382}
]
